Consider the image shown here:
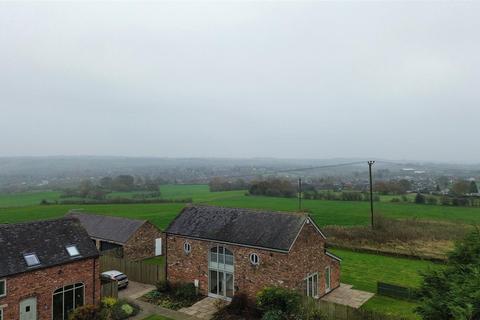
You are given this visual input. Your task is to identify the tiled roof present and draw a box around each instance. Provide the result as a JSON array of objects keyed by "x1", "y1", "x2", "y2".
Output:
[{"x1": 0, "y1": 218, "x2": 99, "y2": 278}]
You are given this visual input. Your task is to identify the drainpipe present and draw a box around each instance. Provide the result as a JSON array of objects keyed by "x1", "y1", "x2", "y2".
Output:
[
  {"x1": 93, "y1": 258, "x2": 96, "y2": 303},
  {"x1": 164, "y1": 233, "x2": 168, "y2": 281}
]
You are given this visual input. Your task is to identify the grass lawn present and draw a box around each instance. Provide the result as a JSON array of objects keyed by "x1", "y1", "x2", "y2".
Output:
[
  {"x1": 330, "y1": 248, "x2": 440, "y2": 319},
  {"x1": 143, "y1": 256, "x2": 165, "y2": 266},
  {"x1": 142, "y1": 316, "x2": 173, "y2": 320},
  {"x1": 364, "y1": 296, "x2": 420, "y2": 319}
]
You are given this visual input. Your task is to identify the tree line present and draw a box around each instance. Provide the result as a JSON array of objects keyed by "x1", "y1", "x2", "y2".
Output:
[{"x1": 61, "y1": 175, "x2": 162, "y2": 200}]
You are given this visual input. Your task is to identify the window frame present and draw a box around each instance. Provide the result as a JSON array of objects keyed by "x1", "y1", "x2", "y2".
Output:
[
  {"x1": 183, "y1": 241, "x2": 191, "y2": 255},
  {"x1": 304, "y1": 273, "x2": 319, "y2": 298},
  {"x1": 0, "y1": 279, "x2": 6, "y2": 298},
  {"x1": 52, "y1": 282, "x2": 85, "y2": 320},
  {"x1": 249, "y1": 253, "x2": 260, "y2": 266},
  {"x1": 325, "y1": 266, "x2": 331, "y2": 293},
  {"x1": 23, "y1": 253, "x2": 40, "y2": 267},
  {"x1": 0, "y1": 304, "x2": 5, "y2": 320},
  {"x1": 65, "y1": 245, "x2": 80, "y2": 257}
]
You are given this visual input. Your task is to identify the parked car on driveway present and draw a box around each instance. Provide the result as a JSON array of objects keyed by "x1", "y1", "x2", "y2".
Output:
[{"x1": 101, "y1": 270, "x2": 129, "y2": 289}]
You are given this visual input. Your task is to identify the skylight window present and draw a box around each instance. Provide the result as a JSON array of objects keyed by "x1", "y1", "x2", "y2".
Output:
[
  {"x1": 24, "y1": 253, "x2": 40, "y2": 267},
  {"x1": 66, "y1": 245, "x2": 80, "y2": 257}
]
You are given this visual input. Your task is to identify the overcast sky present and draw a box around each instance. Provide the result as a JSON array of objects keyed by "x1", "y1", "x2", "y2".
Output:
[{"x1": 0, "y1": 1, "x2": 479, "y2": 162}]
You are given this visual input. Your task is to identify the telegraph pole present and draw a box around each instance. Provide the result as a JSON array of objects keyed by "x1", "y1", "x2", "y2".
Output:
[
  {"x1": 368, "y1": 161, "x2": 375, "y2": 228},
  {"x1": 298, "y1": 178, "x2": 302, "y2": 211}
]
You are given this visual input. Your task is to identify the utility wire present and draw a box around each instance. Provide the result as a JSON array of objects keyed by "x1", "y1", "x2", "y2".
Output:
[{"x1": 220, "y1": 161, "x2": 367, "y2": 179}]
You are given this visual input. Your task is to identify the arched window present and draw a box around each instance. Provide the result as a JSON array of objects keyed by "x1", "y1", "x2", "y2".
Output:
[
  {"x1": 209, "y1": 246, "x2": 233, "y2": 269},
  {"x1": 209, "y1": 245, "x2": 234, "y2": 299},
  {"x1": 52, "y1": 283, "x2": 84, "y2": 320}
]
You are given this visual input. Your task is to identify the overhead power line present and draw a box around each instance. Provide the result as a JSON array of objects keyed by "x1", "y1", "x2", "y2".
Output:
[{"x1": 223, "y1": 161, "x2": 366, "y2": 179}]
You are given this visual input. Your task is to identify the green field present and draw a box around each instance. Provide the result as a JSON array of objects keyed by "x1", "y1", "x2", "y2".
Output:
[{"x1": 2, "y1": 185, "x2": 479, "y2": 227}]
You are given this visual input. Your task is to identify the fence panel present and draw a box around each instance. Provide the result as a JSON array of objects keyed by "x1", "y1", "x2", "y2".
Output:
[
  {"x1": 99, "y1": 255, "x2": 165, "y2": 285},
  {"x1": 318, "y1": 300, "x2": 408, "y2": 320},
  {"x1": 101, "y1": 280, "x2": 118, "y2": 298},
  {"x1": 377, "y1": 282, "x2": 415, "y2": 300}
]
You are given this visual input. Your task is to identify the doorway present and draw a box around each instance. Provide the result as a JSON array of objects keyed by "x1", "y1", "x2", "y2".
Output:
[
  {"x1": 208, "y1": 245, "x2": 234, "y2": 300},
  {"x1": 20, "y1": 297, "x2": 37, "y2": 320}
]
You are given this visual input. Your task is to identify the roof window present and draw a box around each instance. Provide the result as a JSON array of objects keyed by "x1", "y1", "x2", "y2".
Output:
[
  {"x1": 66, "y1": 245, "x2": 80, "y2": 257},
  {"x1": 24, "y1": 253, "x2": 40, "y2": 267}
]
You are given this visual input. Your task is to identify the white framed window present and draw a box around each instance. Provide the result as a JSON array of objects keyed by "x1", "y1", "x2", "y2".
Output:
[
  {"x1": 23, "y1": 253, "x2": 40, "y2": 267},
  {"x1": 325, "y1": 266, "x2": 331, "y2": 292},
  {"x1": 52, "y1": 283, "x2": 84, "y2": 320},
  {"x1": 249, "y1": 253, "x2": 260, "y2": 266},
  {"x1": 0, "y1": 279, "x2": 5, "y2": 298},
  {"x1": 304, "y1": 273, "x2": 319, "y2": 298},
  {"x1": 183, "y1": 241, "x2": 191, "y2": 254},
  {"x1": 66, "y1": 245, "x2": 80, "y2": 257},
  {"x1": 0, "y1": 305, "x2": 4, "y2": 320}
]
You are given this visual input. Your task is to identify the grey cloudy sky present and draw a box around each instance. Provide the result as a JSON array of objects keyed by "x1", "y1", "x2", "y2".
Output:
[{"x1": 0, "y1": 1, "x2": 479, "y2": 162}]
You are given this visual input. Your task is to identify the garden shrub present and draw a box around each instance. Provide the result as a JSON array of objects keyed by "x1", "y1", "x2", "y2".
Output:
[
  {"x1": 256, "y1": 287, "x2": 301, "y2": 315},
  {"x1": 261, "y1": 309, "x2": 286, "y2": 320},
  {"x1": 174, "y1": 282, "x2": 197, "y2": 301},
  {"x1": 145, "y1": 290, "x2": 162, "y2": 301},
  {"x1": 155, "y1": 280, "x2": 171, "y2": 293},
  {"x1": 227, "y1": 292, "x2": 250, "y2": 315},
  {"x1": 68, "y1": 305, "x2": 103, "y2": 320},
  {"x1": 111, "y1": 299, "x2": 140, "y2": 320}
]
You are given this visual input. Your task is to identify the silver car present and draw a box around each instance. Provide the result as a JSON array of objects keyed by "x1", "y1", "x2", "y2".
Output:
[{"x1": 101, "y1": 270, "x2": 129, "y2": 289}]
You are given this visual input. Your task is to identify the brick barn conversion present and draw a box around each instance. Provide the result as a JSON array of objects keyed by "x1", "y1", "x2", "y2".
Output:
[
  {"x1": 165, "y1": 206, "x2": 341, "y2": 301},
  {"x1": 67, "y1": 212, "x2": 163, "y2": 261},
  {"x1": 0, "y1": 218, "x2": 100, "y2": 320}
]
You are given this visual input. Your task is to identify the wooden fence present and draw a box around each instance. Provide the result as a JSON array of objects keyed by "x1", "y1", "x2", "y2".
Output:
[
  {"x1": 100, "y1": 280, "x2": 118, "y2": 298},
  {"x1": 318, "y1": 300, "x2": 408, "y2": 320},
  {"x1": 99, "y1": 255, "x2": 165, "y2": 285},
  {"x1": 377, "y1": 282, "x2": 416, "y2": 301}
]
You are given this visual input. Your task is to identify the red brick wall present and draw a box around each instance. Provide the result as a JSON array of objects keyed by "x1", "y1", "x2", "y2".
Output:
[
  {"x1": 0, "y1": 258, "x2": 100, "y2": 320},
  {"x1": 124, "y1": 222, "x2": 164, "y2": 261},
  {"x1": 166, "y1": 221, "x2": 340, "y2": 300}
]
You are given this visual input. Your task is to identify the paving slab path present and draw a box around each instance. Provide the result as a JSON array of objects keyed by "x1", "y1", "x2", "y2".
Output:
[
  {"x1": 179, "y1": 297, "x2": 224, "y2": 320},
  {"x1": 321, "y1": 283, "x2": 374, "y2": 309}
]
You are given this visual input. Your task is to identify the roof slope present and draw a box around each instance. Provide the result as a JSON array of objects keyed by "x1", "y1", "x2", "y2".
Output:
[
  {"x1": 66, "y1": 212, "x2": 146, "y2": 244},
  {"x1": 165, "y1": 206, "x2": 308, "y2": 252},
  {"x1": 0, "y1": 218, "x2": 99, "y2": 278}
]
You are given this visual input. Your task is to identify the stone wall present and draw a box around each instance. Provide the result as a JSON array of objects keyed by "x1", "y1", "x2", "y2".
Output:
[
  {"x1": 123, "y1": 222, "x2": 164, "y2": 261},
  {"x1": 166, "y1": 221, "x2": 341, "y2": 300},
  {"x1": 0, "y1": 258, "x2": 100, "y2": 319}
]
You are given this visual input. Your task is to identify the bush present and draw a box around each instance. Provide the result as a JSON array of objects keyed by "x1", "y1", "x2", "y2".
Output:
[
  {"x1": 262, "y1": 309, "x2": 286, "y2": 320},
  {"x1": 390, "y1": 197, "x2": 400, "y2": 203},
  {"x1": 227, "y1": 292, "x2": 250, "y2": 315},
  {"x1": 415, "y1": 193, "x2": 426, "y2": 204},
  {"x1": 426, "y1": 196, "x2": 438, "y2": 205},
  {"x1": 111, "y1": 299, "x2": 140, "y2": 320},
  {"x1": 256, "y1": 287, "x2": 301, "y2": 315},
  {"x1": 174, "y1": 283, "x2": 197, "y2": 301},
  {"x1": 156, "y1": 280, "x2": 171, "y2": 293},
  {"x1": 68, "y1": 305, "x2": 103, "y2": 320}
]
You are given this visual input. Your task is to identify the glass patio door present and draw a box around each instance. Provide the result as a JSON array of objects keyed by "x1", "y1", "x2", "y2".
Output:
[
  {"x1": 209, "y1": 245, "x2": 234, "y2": 300},
  {"x1": 209, "y1": 270, "x2": 233, "y2": 298}
]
